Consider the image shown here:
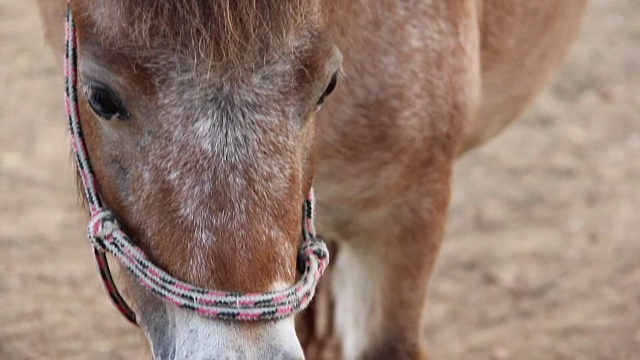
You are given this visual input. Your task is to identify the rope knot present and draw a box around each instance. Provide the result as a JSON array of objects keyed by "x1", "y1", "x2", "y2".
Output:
[
  {"x1": 299, "y1": 239, "x2": 330, "y2": 274},
  {"x1": 301, "y1": 240, "x2": 329, "y2": 259},
  {"x1": 87, "y1": 209, "x2": 121, "y2": 250}
]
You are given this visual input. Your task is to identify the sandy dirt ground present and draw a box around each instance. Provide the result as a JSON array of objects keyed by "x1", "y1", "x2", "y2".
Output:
[{"x1": 1, "y1": 0, "x2": 638, "y2": 359}]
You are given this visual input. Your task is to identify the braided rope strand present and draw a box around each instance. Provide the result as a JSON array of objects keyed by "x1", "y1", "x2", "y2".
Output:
[
  {"x1": 65, "y1": 6, "x2": 137, "y2": 324},
  {"x1": 65, "y1": 6, "x2": 329, "y2": 323}
]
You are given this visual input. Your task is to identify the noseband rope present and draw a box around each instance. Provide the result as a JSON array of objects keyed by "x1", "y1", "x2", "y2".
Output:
[{"x1": 64, "y1": 7, "x2": 328, "y2": 324}]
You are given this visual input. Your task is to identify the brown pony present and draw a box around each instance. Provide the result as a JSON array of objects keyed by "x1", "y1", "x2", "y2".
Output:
[{"x1": 36, "y1": 0, "x2": 586, "y2": 359}]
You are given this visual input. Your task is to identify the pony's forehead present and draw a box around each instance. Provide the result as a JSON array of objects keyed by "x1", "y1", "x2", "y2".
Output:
[{"x1": 76, "y1": 0, "x2": 325, "y2": 66}]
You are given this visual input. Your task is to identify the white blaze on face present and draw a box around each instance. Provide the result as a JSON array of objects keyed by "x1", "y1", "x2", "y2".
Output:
[
  {"x1": 132, "y1": 277, "x2": 304, "y2": 360},
  {"x1": 162, "y1": 308, "x2": 303, "y2": 360}
]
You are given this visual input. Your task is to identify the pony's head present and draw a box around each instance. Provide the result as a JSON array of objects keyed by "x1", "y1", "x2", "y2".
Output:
[{"x1": 69, "y1": 0, "x2": 340, "y2": 358}]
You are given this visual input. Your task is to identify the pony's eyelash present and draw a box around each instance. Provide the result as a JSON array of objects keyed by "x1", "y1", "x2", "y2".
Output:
[{"x1": 80, "y1": 82, "x2": 94, "y2": 100}]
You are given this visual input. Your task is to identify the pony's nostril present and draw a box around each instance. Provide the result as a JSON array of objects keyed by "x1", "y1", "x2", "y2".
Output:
[
  {"x1": 286, "y1": 352, "x2": 305, "y2": 360},
  {"x1": 271, "y1": 352, "x2": 304, "y2": 360},
  {"x1": 201, "y1": 353, "x2": 303, "y2": 360},
  {"x1": 265, "y1": 345, "x2": 305, "y2": 360}
]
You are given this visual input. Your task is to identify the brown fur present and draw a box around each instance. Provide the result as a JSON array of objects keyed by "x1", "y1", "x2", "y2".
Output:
[
  {"x1": 36, "y1": 0, "x2": 586, "y2": 359},
  {"x1": 82, "y1": 0, "x2": 322, "y2": 66}
]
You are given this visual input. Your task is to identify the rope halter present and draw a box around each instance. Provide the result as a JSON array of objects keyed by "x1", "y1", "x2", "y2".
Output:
[{"x1": 64, "y1": 5, "x2": 329, "y2": 325}]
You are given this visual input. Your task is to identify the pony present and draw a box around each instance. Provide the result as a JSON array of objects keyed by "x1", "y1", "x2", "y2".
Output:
[{"x1": 36, "y1": 0, "x2": 586, "y2": 359}]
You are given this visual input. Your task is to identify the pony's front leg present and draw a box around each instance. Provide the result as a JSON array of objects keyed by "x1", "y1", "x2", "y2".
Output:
[
  {"x1": 312, "y1": 158, "x2": 455, "y2": 360},
  {"x1": 336, "y1": 191, "x2": 450, "y2": 360}
]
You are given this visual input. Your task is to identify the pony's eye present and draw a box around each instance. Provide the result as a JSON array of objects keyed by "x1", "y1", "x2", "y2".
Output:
[
  {"x1": 316, "y1": 72, "x2": 338, "y2": 107},
  {"x1": 83, "y1": 83, "x2": 128, "y2": 120}
]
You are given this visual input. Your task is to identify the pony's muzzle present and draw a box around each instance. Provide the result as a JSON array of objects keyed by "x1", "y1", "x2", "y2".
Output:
[{"x1": 142, "y1": 304, "x2": 304, "y2": 360}]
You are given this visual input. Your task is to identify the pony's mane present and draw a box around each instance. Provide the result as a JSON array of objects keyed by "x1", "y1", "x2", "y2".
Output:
[{"x1": 91, "y1": 0, "x2": 326, "y2": 65}]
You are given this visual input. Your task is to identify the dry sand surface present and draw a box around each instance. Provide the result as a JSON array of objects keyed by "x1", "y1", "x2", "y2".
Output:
[{"x1": 1, "y1": 1, "x2": 639, "y2": 359}]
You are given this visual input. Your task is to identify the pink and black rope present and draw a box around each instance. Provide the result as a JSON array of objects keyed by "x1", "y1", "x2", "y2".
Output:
[{"x1": 64, "y1": 5, "x2": 329, "y2": 324}]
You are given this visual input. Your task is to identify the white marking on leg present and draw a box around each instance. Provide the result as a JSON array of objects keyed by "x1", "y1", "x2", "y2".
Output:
[{"x1": 332, "y1": 243, "x2": 382, "y2": 360}]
